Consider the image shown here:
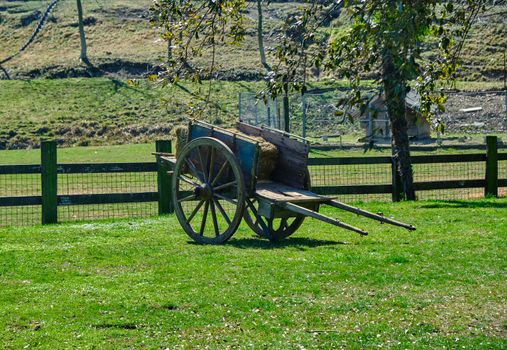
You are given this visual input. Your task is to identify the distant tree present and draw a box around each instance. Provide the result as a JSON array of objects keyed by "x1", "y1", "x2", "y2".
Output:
[
  {"x1": 76, "y1": 0, "x2": 90, "y2": 65},
  {"x1": 256, "y1": 0, "x2": 270, "y2": 72}
]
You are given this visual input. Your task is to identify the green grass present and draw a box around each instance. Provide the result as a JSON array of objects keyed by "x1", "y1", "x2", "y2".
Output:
[
  {"x1": 0, "y1": 143, "x2": 157, "y2": 165},
  {"x1": 0, "y1": 199, "x2": 506, "y2": 348}
]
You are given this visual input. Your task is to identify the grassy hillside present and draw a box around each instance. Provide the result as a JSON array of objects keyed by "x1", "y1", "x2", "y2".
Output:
[
  {"x1": 0, "y1": 199, "x2": 506, "y2": 348},
  {"x1": 0, "y1": 0, "x2": 505, "y2": 80},
  {"x1": 0, "y1": 78, "x2": 269, "y2": 149},
  {"x1": 0, "y1": 77, "x2": 505, "y2": 150},
  {"x1": 0, "y1": 0, "x2": 300, "y2": 79}
]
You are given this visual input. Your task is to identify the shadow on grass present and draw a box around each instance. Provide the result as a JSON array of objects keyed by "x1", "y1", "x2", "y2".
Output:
[
  {"x1": 94, "y1": 323, "x2": 140, "y2": 330},
  {"x1": 224, "y1": 236, "x2": 347, "y2": 250},
  {"x1": 419, "y1": 199, "x2": 507, "y2": 209}
]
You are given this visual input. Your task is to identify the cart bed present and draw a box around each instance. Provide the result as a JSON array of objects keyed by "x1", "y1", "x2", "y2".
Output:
[{"x1": 255, "y1": 181, "x2": 328, "y2": 204}]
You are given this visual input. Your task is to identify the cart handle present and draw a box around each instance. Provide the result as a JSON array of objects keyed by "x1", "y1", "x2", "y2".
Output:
[{"x1": 277, "y1": 202, "x2": 368, "y2": 236}]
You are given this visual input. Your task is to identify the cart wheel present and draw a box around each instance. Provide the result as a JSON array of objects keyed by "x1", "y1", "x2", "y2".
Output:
[
  {"x1": 244, "y1": 170, "x2": 311, "y2": 242},
  {"x1": 244, "y1": 198, "x2": 305, "y2": 241},
  {"x1": 172, "y1": 137, "x2": 246, "y2": 244}
]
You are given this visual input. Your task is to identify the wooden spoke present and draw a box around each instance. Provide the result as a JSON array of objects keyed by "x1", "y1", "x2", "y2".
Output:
[
  {"x1": 178, "y1": 193, "x2": 197, "y2": 203},
  {"x1": 210, "y1": 200, "x2": 220, "y2": 237},
  {"x1": 208, "y1": 146, "x2": 216, "y2": 181},
  {"x1": 185, "y1": 158, "x2": 203, "y2": 182},
  {"x1": 214, "y1": 181, "x2": 237, "y2": 192},
  {"x1": 213, "y1": 198, "x2": 231, "y2": 225},
  {"x1": 178, "y1": 175, "x2": 201, "y2": 187},
  {"x1": 187, "y1": 200, "x2": 205, "y2": 224},
  {"x1": 214, "y1": 193, "x2": 238, "y2": 204},
  {"x1": 196, "y1": 146, "x2": 208, "y2": 182},
  {"x1": 199, "y1": 200, "x2": 210, "y2": 236},
  {"x1": 211, "y1": 160, "x2": 229, "y2": 186}
]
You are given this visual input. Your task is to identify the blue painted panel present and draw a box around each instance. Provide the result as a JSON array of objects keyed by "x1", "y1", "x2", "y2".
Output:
[
  {"x1": 235, "y1": 138, "x2": 257, "y2": 190},
  {"x1": 189, "y1": 124, "x2": 211, "y2": 140}
]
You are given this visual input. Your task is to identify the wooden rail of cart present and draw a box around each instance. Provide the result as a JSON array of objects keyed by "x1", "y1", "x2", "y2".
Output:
[{"x1": 156, "y1": 120, "x2": 415, "y2": 244}]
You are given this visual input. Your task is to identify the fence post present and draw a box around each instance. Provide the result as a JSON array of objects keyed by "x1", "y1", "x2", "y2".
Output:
[
  {"x1": 41, "y1": 140, "x2": 57, "y2": 224},
  {"x1": 485, "y1": 135, "x2": 498, "y2": 197},
  {"x1": 156, "y1": 140, "x2": 173, "y2": 214},
  {"x1": 391, "y1": 157, "x2": 402, "y2": 202},
  {"x1": 302, "y1": 94, "x2": 307, "y2": 138},
  {"x1": 283, "y1": 92, "x2": 290, "y2": 132}
]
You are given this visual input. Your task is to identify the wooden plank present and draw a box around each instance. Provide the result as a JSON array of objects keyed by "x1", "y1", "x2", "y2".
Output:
[
  {"x1": 57, "y1": 192, "x2": 158, "y2": 206},
  {"x1": 41, "y1": 141, "x2": 58, "y2": 224},
  {"x1": 0, "y1": 196, "x2": 42, "y2": 207},
  {"x1": 0, "y1": 165, "x2": 41, "y2": 174},
  {"x1": 255, "y1": 181, "x2": 328, "y2": 203},
  {"x1": 278, "y1": 202, "x2": 368, "y2": 236},
  {"x1": 311, "y1": 143, "x2": 507, "y2": 152},
  {"x1": 308, "y1": 154, "x2": 486, "y2": 166},
  {"x1": 411, "y1": 153, "x2": 486, "y2": 164},
  {"x1": 308, "y1": 157, "x2": 392, "y2": 166},
  {"x1": 312, "y1": 184, "x2": 392, "y2": 195},
  {"x1": 236, "y1": 122, "x2": 262, "y2": 138},
  {"x1": 58, "y1": 162, "x2": 157, "y2": 174},
  {"x1": 414, "y1": 179, "x2": 485, "y2": 191},
  {"x1": 238, "y1": 121, "x2": 310, "y2": 189},
  {"x1": 325, "y1": 200, "x2": 416, "y2": 230}
]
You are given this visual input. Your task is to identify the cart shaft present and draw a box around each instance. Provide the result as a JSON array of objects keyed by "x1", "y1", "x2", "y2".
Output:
[
  {"x1": 325, "y1": 200, "x2": 416, "y2": 231},
  {"x1": 278, "y1": 202, "x2": 368, "y2": 236}
]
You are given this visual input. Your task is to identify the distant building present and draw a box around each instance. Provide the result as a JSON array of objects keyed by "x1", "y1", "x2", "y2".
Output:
[{"x1": 360, "y1": 91, "x2": 431, "y2": 140}]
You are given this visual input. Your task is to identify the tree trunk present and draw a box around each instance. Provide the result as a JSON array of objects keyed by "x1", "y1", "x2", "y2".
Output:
[
  {"x1": 76, "y1": 0, "x2": 89, "y2": 65},
  {"x1": 381, "y1": 49, "x2": 416, "y2": 200},
  {"x1": 257, "y1": 0, "x2": 270, "y2": 71}
]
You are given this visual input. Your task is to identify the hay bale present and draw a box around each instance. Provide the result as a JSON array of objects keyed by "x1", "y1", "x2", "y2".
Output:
[
  {"x1": 255, "y1": 138, "x2": 278, "y2": 180},
  {"x1": 224, "y1": 129, "x2": 278, "y2": 180},
  {"x1": 172, "y1": 125, "x2": 189, "y2": 156}
]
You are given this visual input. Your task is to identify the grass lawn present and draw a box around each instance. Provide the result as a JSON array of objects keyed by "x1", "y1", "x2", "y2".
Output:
[{"x1": 0, "y1": 199, "x2": 505, "y2": 349}]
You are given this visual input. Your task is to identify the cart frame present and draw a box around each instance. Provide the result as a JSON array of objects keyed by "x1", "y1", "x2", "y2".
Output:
[{"x1": 156, "y1": 120, "x2": 415, "y2": 244}]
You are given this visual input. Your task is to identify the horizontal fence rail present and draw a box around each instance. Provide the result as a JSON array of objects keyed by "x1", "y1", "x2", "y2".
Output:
[
  {"x1": 0, "y1": 140, "x2": 172, "y2": 226},
  {"x1": 0, "y1": 137, "x2": 506, "y2": 227}
]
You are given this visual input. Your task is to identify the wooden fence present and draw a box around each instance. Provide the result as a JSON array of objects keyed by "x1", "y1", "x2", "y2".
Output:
[
  {"x1": 1, "y1": 140, "x2": 173, "y2": 225},
  {"x1": 309, "y1": 136, "x2": 505, "y2": 201},
  {"x1": 0, "y1": 136, "x2": 505, "y2": 226}
]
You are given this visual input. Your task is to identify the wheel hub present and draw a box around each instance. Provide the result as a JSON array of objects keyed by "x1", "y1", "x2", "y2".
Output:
[{"x1": 196, "y1": 183, "x2": 213, "y2": 200}]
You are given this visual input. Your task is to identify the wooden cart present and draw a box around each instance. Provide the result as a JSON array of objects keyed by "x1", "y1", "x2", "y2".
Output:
[{"x1": 156, "y1": 120, "x2": 415, "y2": 244}]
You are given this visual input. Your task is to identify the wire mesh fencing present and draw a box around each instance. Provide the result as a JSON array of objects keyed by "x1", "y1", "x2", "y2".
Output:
[
  {"x1": 57, "y1": 170, "x2": 158, "y2": 222},
  {"x1": 308, "y1": 160, "x2": 392, "y2": 202},
  {"x1": 239, "y1": 91, "x2": 366, "y2": 140},
  {"x1": 0, "y1": 168, "x2": 41, "y2": 226},
  {"x1": 413, "y1": 159, "x2": 486, "y2": 200}
]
